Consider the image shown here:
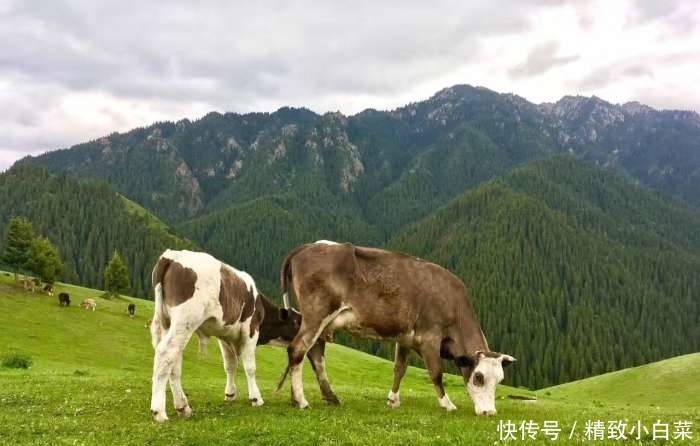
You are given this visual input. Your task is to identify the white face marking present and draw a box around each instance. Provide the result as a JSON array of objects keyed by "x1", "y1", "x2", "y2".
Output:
[
  {"x1": 314, "y1": 239, "x2": 339, "y2": 245},
  {"x1": 467, "y1": 355, "x2": 506, "y2": 416}
]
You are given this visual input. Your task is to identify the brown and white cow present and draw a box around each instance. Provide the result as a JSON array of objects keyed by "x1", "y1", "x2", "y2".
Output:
[
  {"x1": 149, "y1": 249, "x2": 305, "y2": 423},
  {"x1": 277, "y1": 241, "x2": 515, "y2": 416},
  {"x1": 80, "y1": 298, "x2": 97, "y2": 311}
]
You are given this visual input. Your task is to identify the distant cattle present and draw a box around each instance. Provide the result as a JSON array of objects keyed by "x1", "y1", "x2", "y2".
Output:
[
  {"x1": 20, "y1": 276, "x2": 36, "y2": 292},
  {"x1": 58, "y1": 292, "x2": 71, "y2": 306},
  {"x1": 276, "y1": 241, "x2": 515, "y2": 416},
  {"x1": 149, "y1": 249, "x2": 305, "y2": 423},
  {"x1": 127, "y1": 303, "x2": 136, "y2": 318},
  {"x1": 145, "y1": 319, "x2": 152, "y2": 329},
  {"x1": 80, "y1": 298, "x2": 97, "y2": 311},
  {"x1": 43, "y1": 284, "x2": 54, "y2": 296}
]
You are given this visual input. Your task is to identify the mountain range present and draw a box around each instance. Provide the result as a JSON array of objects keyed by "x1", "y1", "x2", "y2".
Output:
[{"x1": 3, "y1": 84, "x2": 700, "y2": 389}]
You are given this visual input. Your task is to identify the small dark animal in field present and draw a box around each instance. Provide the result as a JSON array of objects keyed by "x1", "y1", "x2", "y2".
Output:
[
  {"x1": 127, "y1": 303, "x2": 136, "y2": 318},
  {"x1": 145, "y1": 319, "x2": 152, "y2": 329},
  {"x1": 43, "y1": 284, "x2": 54, "y2": 296},
  {"x1": 58, "y1": 292, "x2": 71, "y2": 306}
]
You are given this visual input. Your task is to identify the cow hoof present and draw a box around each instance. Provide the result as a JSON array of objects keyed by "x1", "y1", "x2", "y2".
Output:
[
  {"x1": 441, "y1": 402, "x2": 457, "y2": 411},
  {"x1": 152, "y1": 410, "x2": 168, "y2": 423},
  {"x1": 250, "y1": 398, "x2": 264, "y2": 407},
  {"x1": 387, "y1": 391, "x2": 401, "y2": 408},
  {"x1": 438, "y1": 395, "x2": 457, "y2": 411},
  {"x1": 324, "y1": 396, "x2": 341, "y2": 406},
  {"x1": 224, "y1": 393, "x2": 237, "y2": 402},
  {"x1": 176, "y1": 405, "x2": 193, "y2": 418},
  {"x1": 293, "y1": 399, "x2": 310, "y2": 409}
]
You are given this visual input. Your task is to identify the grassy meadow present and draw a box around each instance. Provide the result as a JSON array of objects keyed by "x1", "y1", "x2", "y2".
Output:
[{"x1": 0, "y1": 273, "x2": 698, "y2": 445}]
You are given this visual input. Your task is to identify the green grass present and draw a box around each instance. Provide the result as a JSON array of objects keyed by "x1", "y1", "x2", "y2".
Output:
[{"x1": 0, "y1": 273, "x2": 697, "y2": 445}]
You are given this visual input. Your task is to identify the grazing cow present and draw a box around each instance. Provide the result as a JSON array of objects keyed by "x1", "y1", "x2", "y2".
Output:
[
  {"x1": 127, "y1": 303, "x2": 136, "y2": 318},
  {"x1": 20, "y1": 276, "x2": 36, "y2": 292},
  {"x1": 58, "y1": 292, "x2": 71, "y2": 306},
  {"x1": 149, "y1": 249, "x2": 306, "y2": 423},
  {"x1": 43, "y1": 284, "x2": 54, "y2": 296},
  {"x1": 277, "y1": 241, "x2": 516, "y2": 416},
  {"x1": 80, "y1": 298, "x2": 97, "y2": 311}
]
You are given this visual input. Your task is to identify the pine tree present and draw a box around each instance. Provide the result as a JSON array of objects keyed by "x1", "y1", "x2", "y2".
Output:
[
  {"x1": 2, "y1": 217, "x2": 37, "y2": 280},
  {"x1": 26, "y1": 237, "x2": 63, "y2": 284},
  {"x1": 104, "y1": 251, "x2": 131, "y2": 297}
]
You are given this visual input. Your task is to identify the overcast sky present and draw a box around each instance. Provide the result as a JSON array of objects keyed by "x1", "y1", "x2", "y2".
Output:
[{"x1": 1, "y1": 0, "x2": 698, "y2": 170}]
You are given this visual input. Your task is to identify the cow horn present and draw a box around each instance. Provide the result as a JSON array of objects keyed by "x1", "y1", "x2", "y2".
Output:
[{"x1": 282, "y1": 292, "x2": 290, "y2": 309}]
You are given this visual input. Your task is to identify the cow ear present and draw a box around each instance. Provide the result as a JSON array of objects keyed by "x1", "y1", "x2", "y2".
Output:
[
  {"x1": 500, "y1": 354, "x2": 516, "y2": 368},
  {"x1": 279, "y1": 308, "x2": 290, "y2": 321}
]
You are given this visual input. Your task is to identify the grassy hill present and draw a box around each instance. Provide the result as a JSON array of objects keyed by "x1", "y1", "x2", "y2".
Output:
[
  {"x1": 1, "y1": 274, "x2": 697, "y2": 445},
  {"x1": 540, "y1": 353, "x2": 700, "y2": 409}
]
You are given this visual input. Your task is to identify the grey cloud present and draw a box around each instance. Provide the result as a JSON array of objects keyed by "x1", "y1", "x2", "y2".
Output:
[
  {"x1": 627, "y1": 0, "x2": 698, "y2": 35},
  {"x1": 1, "y1": 0, "x2": 540, "y2": 108},
  {"x1": 576, "y1": 62, "x2": 654, "y2": 90},
  {"x1": 508, "y1": 42, "x2": 579, "y2": 79}
]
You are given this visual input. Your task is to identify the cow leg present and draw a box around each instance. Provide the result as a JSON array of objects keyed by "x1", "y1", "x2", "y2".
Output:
[
  {"x1": 169, "y1": 351, "x2": 192, "y2": 418},
  {"x1": 306, "y1": 339, "x2": 340, "y2": 405},
  {"x1": 151, "y1": 330, "x2": 191, "y2": 422},
  {"x1": 287, "y1": 305, "x2": 348, "y2": 408},
  {"x1": 217, "y1": 339, "x2": 238, "y2": 401},
  {"x1": 387, "y1": 343, "x2": 411, "y2": 408},
  {"x1": 421, "y1": 342, "x2": 457, "y2": 411},
  {"x1": 238, "y1": 336, "x2": 264, "y2": 406},
  {"x1": 287, "y1": 322, "x2": 319, "y2": 409}
]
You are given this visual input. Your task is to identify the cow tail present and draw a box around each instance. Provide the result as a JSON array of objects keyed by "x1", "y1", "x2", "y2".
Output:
[
  {"x1": 275, "y1": 365, "x2": 291, "y2": 393},
  {"x1": 280, "y1": 246, "x2": 302, "y2": 309},
  {"x1": 196, "y1": 332, "x2": 209, "y2": 357},
  {"x1": 150, "y1": 257, "x2": 171, "y2": 351}
]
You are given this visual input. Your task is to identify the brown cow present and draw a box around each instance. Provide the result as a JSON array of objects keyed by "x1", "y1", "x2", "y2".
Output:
[{"x1": 277, "y1": 240, "x2": 515, "y2": 416}]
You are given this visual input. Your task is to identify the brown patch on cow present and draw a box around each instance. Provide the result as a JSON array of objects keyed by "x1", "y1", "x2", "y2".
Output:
[
  {"x1": 161, "y1": 261, "x2": 197, "y2": 306},
  {"x1": 481, "y1": 351, "x2": 502, "y2": 359},
  {"x1": 219, "y1": 266, "x2": 254, "y2": 325},
  {"x1": 152, "y1": 257, "x2": 172, "y2": 287},
  {"x1": 473, "y1": 371, "x2": 485, "y2": 387},
  {"x1": 248, "y1": 296, "x2": 264, "y2": 338}
]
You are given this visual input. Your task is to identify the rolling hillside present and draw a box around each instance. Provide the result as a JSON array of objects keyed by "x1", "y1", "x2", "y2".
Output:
[
  {"x1": 0, "y1": 276, "x2": 697, "y2": 445},
  {"x1": 0, "y1": 165, "x2": 197, "y2": 297},
  {"x1": 540, "y1": 353, "x2": 700, "y2": 409},
  {"x1": 3, "y1": 155, "x2": 700, "y2": 391}
]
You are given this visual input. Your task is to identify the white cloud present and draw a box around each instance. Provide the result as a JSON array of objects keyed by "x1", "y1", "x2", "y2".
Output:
[{"x1": 0, "y1": 0, "x2": 698, "y2": 170}]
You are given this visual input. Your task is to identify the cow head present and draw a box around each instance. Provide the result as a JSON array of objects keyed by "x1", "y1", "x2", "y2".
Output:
[
  {"x1": 459, "y1": 351, "x2": 516, "y2": 416},
  {"x1": 257, "y1": 296, "x2": 302, "y2": 346}
]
